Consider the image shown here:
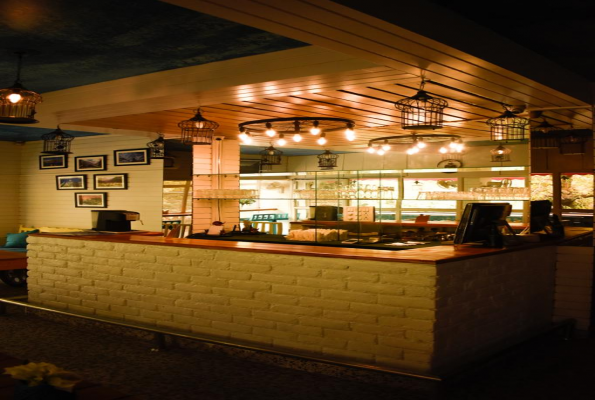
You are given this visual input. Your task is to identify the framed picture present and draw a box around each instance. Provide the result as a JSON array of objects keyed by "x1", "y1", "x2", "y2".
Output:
[
  {"x1": 75, "y1": 155, "x2": 107, "y2": 172},
  {"x1": 93, "y1": 173, "x2": 128, "y2": 190},
  {"x1": 39, "y1": 155, "x2": 68, "y2": 169},
  {"x1": 114, "y1": 149, "x2": 150, "y2": 166},
  {"x1": 74, "y1": 192, "x2": 107, "y2": 208},
  {"x1": 56, "y1": 175, "x2": 87, "y2": 190}
]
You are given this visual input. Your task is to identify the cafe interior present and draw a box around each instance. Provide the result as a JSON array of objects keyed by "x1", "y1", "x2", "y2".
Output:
[{"x1": 0, "y1": 0, "x2": 594, "y2": 395}]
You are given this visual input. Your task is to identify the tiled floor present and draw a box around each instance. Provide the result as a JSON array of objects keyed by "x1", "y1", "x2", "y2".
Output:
[{"x1": 1, "y1": 283, "x2": 594, "y2": 400}]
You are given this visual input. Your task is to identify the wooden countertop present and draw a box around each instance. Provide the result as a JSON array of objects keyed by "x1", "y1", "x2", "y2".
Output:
[{"x1": 32, "y1": 228, "x2": 591, "y2": 265}]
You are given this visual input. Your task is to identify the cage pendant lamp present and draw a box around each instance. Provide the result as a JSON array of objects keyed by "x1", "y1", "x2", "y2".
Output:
[
  {"x1": 559, "y1": 131, "x2": 589, "y2": 155},
  {"x1": 394, "y1": 80, "x2": 448, "y2": 130},
  {"x1": 0, "y1": 52, "x2": 42, "y2": 124},
  {"x1": 41, "y1": 126, "x2": 73, "y2": 154},
  {"x1": 486, "y1": 106, "x2": 529, "y2": 141},
  {"x1": 260, "y1": 145, "x2": 283, "y2": 165},
  {"x1": 317, "y1": 150, "x2": 338, "y2": 170},
  {"x1": 490, "y1": 144, "x2": 512, "y2": 162},
  {"x1": 179, "y1": 108, "x2": 219, "y2": 145},
  {"x1": 147, "y1": 133, "x2": 166, "y2": 158}
]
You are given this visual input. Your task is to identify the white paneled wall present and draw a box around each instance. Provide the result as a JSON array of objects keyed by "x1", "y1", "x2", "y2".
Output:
[
  {"x1": 19, "y1": 135, "x2": 163, "y2": 232},
  {"x1": 0, "y1": 142, "x2": 23, "y2": 243}
]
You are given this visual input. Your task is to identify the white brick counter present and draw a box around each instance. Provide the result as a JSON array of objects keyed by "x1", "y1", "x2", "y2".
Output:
[{"x1": 26, "y1": 235, "x2": 558, "y2": 375}]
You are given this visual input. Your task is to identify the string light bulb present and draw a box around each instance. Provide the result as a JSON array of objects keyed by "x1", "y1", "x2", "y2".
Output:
[
  {"x1": 293, "y1": 133, "x2": 303, "y2": 142},
  {"x1": 381, "y1": 140, "x2": 391, "y2": 151},
  {"x1": 265, "y1": 122, "x2": 276, "y2": 137},
  {"x1": 276, "y1": 133, "x2": 287, "y2": 146},
  {"x1": 344, "y1": 123, "x2": 356, "y2": 141},
  {"x1": 316, "y1": 132, "x2": 327, "y2": 145},
  {"x1": 310, "y1": 120, "x2": 321, "y2": 135}
]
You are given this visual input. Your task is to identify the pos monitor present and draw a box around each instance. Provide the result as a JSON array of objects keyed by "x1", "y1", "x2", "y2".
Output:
[{"x1": 454, "y1": 203, "x2": 513, "y2": 247}]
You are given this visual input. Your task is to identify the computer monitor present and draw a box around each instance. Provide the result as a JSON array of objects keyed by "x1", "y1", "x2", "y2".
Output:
[
  {"x1": 454, "y1": 203, "x2": 512, "y2": 247},
  {"x1": 530, "y1": 200, "x2": 553, "y2": 233}
]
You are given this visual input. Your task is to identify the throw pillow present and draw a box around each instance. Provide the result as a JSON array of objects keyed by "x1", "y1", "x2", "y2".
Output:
[{"x1": 4, "y1": 229, "x2": 40, "y2": 248}]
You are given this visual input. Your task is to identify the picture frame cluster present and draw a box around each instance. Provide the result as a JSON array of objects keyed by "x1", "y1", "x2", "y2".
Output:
[{"x1": 43, "y1": 148, "x2": 149, "y2": 208}]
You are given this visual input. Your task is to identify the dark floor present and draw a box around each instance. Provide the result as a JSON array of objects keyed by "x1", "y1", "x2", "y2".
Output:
[{"x1": 1, "y1": 283, "x2": 595, "y2": 400}]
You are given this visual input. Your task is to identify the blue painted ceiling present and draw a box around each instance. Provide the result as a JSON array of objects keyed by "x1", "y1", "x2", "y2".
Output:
[{"x1": 0, "y1": 0, "x2": 306, "y2": 143}]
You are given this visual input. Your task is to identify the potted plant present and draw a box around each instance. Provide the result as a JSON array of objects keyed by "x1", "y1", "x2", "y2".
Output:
[{"x1": 4, "y1": 362, "x2": 81, "y2": 400}]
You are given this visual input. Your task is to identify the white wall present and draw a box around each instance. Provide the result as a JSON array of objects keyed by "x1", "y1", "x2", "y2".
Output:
[
  {"x1": 0, "y1": 142, "x2": 23, "y2": 243},
  {"x1": 19, "y1": 135, "x2": 163, "y2": 232}
]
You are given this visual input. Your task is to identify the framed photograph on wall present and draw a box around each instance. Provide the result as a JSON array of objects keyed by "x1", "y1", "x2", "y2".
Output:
[
  {"x1": 56, "y1": 175, "x2": 87, "y2": 190},
  {"x1": 114, "y1": 149, "x2": 150, "y2": 166},
  {"x1": 39, "y1": 155, "x2": 68, "y2": 169},
  {"x1": 93, "y1": 173, "x2": 128, "y2": 190},
  {"x1": 74, "y1": 192, "x2": 107, "y2": 208},
  {"x1": 75, "y1": 155, "x2": 107, "y2": 172}
]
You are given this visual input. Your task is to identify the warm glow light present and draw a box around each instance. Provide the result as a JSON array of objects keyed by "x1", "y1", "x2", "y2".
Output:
[
  {"x1": 265, "y1": 124, "x2": 276, "y2": 137},
  {"x1": 344, "y1": 127, "x2": 356, "y2": 141},
  {"x1": 238, "y1": 131, "x2": 248, "y2": 141},
  {"x1": 381, "y1": 141, "x2": 391, "y2": 151},
  {"x1": 276, "y1": 134, "x2": 287, "y2": 146},
  {"x1": 439, "y1": 146, "x2": 448, "y2": 154},
  {"x1": 310, "y1": 121, "x2": 320, "y2": 135},
  {"x1": 407, "y1": 146, "x2": 419, "y2": 155},
  {"x1": 8, "y1": 92, "x2": 21, "y2": 103},
  {"x1": 376, "y1": 148, "x2": 386, "y2": 156},
  {"x1": 367, "y1": 146, "x2": 377, "y2": 154},
  {"x1": 293, "y1": 133, "x2": 303, "y2": 142},
  {"x1": 317, "y1": 133, "x2": 327, "y2": 145},
  {"x1": 416, "y1": 138, "x2": 427, "y2": 149},
  {"x1": 242, "y1": 135, "x2": 252, "y2": 144}
]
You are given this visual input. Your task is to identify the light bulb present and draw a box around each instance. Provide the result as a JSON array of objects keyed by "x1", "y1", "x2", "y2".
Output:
[
  {"x1": 376, "y1": 148, "x2": 386, "y2": 156},
  {"x1": 276, "y1": 134, "x2": 287, "y2": 146},
  {"x1": 381, "y1": 141, "x2": 391, "y2": 151},
  {"x1": 407, "y1": 146, "x2": 419, "y2": 155},
  {"x1": 310, "y1": 121, "x2": 321, "y2": 135},
  {"x1": 265, "y1": 123, "x2": 276, "y2": 137},
  {"x1": 293, "y1": 133, "x2": 302, "y2": 142},
  {"x1": 242, "y1": 135, "x2": 252, "y2": 145},
  {"x1": 317, "y1": 133, "x2": 327, "y2": 145},
  {"x1": 8, "y1": 93, "x2": 22, "y2": 103},
  {"x1": 416, "y1": 138, "x2": 427, "y2": 149},
  {"x1": 367, "y1": 146, "x2": 377, "y2": 154},
  {"x1": 439, "y1": 146, "x2": 448, "y2": 154},
  {"x1": 344, "y1": 126, "x2": 356, "y2": 141}
]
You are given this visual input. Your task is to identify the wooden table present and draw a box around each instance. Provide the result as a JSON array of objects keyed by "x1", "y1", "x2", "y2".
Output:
[{"x1": 0, "y1": 252, "x2": 26, "y2": 271}]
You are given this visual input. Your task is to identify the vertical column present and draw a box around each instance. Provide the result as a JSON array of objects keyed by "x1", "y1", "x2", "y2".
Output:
[{"x1": 192, "y1": 138, "x2": 241, "y2": 233}]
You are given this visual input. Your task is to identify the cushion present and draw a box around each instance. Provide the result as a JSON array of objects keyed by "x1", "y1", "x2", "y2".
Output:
[{"x1": 4, "y1": 229, "x2": 40, "y2": 248}]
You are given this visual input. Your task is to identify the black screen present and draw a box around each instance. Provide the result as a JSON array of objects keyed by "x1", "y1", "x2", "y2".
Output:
[{"x1": 454, "y1": 203, "x2": 512, "y2": 246}]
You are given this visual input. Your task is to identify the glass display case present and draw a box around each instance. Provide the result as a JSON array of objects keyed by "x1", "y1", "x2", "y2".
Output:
[{"x1": 192, "y1": 166, "x2": 530, "y2": 249}]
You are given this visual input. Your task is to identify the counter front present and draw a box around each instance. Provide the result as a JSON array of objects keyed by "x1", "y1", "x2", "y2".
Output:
[{"x1": 24, "y1": 229, "x2": 589, "y2": 375}]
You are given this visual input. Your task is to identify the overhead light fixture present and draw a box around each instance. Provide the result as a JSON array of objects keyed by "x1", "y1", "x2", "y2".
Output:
[
  {"x1": 486, "y1": 104, "x2": 529, "y2": 141},
  {"x1": 41, "y1": 126, "x2": 73, "y2": 154},
  {"x1": 490, "y1": 144, "x2": 512, "y2": 162},
  {"x1": 532, "y1": 118, "x2": 556, "y2": 134},
  {"x1": 260, "y1": 145, "x2": 283, "y2": 166},
  {"x1": 238, "y1": 117, "x2": 355, "y2": 146},
  {"x1": 530, "y1": 118, "x2": 563, "y2": 149},
  {"x1": 317, "y1": 150, "x2": 339, "y2": 170},
  {"x1": 394, "y1": 79, "x2": 448, "y2": 130},
  {"x1": 368, "y1": 134, "x2": 463, "y2": 156},
  {"x1": 0, "y1": 52, "x2": 42, "y2": 124},
  {"x1": 179, "y1": 108, "x2": 219, "y2": 145},
  {"x1": 147, "y1": 133, "x2": 166, "y2": 159},
  {"x1": 559, "y1": 130, "x2": 589, "y2": 155}
]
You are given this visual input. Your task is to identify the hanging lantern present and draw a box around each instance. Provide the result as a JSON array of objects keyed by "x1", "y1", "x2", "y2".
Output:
[
  {"x1": 490, "y1": 144, "x2": 512, "y2": 162},
  {"x1": 317, "y1": 150, "x2": 338, "y2": 170},
  {"x1": 260, "y1": 146, "x2": 283, "y2": 166},
  {"x1": 486, "y1": 106, "x2": 529, "y2": 141},
  {"x1": 41, "y1": 126, "x2": 73, "y2": 154},
  {"x1": 147, "y1": 134, "x2": 166, "y2": 158},
  {"x1": 394, "y1": 80, "x2": 448, "y2": 130},
  {"x1": 559, "y1": 130, "x2": 589, "y2": 155},
  {"x1": 179, "y1": 108, "x2": 219, "y2": 145},
  {"x1": 0, "y1": 52, "x2": 42, "y2": 124},
  {"x1": 530, "y1": 118, "x2": 560, "y2": 149}
]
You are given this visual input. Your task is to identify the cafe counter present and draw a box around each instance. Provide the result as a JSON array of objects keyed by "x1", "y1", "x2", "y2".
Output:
[{"x1": 24, "y1": 228, "x2": 590, "y2": 376}]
